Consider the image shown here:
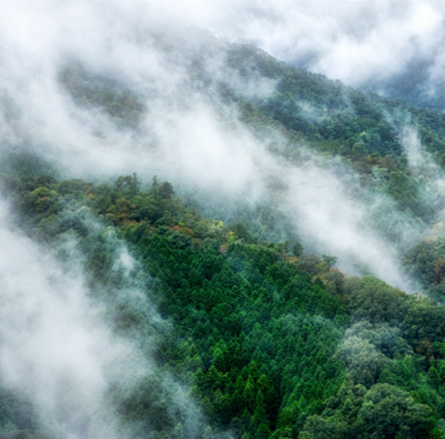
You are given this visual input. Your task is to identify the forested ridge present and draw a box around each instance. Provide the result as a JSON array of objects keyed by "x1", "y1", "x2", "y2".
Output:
[
  {"x1": 2, "y1": 33, "x2": 445, "y2": 438},
  {"x1": 1, "y1": 171, "x2": 445, "y2": 438},
  {"x1": 59, "y1": 41, "x2": 445, "y2": 227},
  {"x1": 226, "y1": 44, "x2": 445, "y2": 225}
]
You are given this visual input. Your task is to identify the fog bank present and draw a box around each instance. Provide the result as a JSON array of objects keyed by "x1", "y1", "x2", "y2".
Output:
[
  {"x1": 0, "y1": 197, "x2": 208, "y2": 438},
  {"x1": 0, "y1": 0, "x2": 427, "y2": 291},
  {"x1": 144, "y1": 0, "x2": 445, "y2": 106}
]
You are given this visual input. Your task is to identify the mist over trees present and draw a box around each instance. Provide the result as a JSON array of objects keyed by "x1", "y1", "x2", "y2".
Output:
[
  {"x1": 1, "y1": 0, "x2": 445, "y2": 438},
  {"x1": 2, "y1": 172, "x2": 445, "y2": 438}
]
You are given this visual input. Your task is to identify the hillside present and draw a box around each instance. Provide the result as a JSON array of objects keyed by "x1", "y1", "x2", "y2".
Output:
[
  {"x1": 13, "y1": 37, "x2": 445, "y2": 292},
  {"x1": 1, "y1": 15, "x2": 445, "y2": 439},
  {"x1": 0, "y1": 172, "x2": 444, "y2": 438}
]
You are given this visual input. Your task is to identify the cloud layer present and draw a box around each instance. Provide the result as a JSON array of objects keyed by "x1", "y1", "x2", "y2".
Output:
[
  {"x1": 144, "y1": 0, "x2": 445, "y2": 101},
  {"x1": 0, "y1": 0, "x2": 431, "y2": 291},
  {"x1": 5, "y1": 2, "x2": 445, "y2": 435},
  {"x1": 0, "y1": 198, "x2": 209, "y2": 438}
]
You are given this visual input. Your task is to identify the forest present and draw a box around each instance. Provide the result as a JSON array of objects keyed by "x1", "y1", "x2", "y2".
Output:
[
  {"x1": 1, "y1": 7, "x2": 445, "y2": 437},
  {"x1": 0, "y1": 167, "x2": 444, "y2": 438}
]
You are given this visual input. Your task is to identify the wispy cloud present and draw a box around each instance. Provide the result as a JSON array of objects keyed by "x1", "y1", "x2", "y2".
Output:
[
  {"x1": 0, "y1": 0, "x2": 427, "y2": 290},
  {"x1": 0, "y1": 198, "x2": 208, "y2": 437}
]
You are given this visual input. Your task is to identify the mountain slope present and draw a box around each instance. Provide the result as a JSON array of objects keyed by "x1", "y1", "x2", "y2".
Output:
[
  {"x1": 1, "y1": 173, "x2": 445, "y2": 438},
  {"x1": 2, "y1": 14, "x2": 445, "y2": 439}
]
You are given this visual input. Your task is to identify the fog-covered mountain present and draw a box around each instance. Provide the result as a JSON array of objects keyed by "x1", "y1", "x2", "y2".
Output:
[
  {"x1": 140, "y1": 0, "x2": 445, "y2": 110},
  {"x1": 2, "y1": 1, "x2": 445, "y2": 438}
]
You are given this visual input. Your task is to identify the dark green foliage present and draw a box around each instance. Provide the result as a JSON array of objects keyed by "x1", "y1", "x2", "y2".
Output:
[
  {"x1": 348, "y1": 277, "x2": 408, "y2": 325},
  {"x1": 4, "y1": 174, "x2": 445, "y2": 438},
  {"x1": 358, "y1": 383, "x2": 434, "y2": 439},
  {"x1": 3, "y1": 35, "x2": 445, "y2": 439},
  {"x1": 404, "y1": 238, "x2": 445, "y2": 294},
  {"x1": 301, "y1": 382, "x2": 435, "y2": 439}
]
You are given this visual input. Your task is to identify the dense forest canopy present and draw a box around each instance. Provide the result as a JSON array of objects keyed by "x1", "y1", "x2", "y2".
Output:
[
  {"x1": 1, "y1": 172, "x2": 445, "y2": 438},
  {"x1": 1, "y1": 1, "x2": 445, "y2": 438}
]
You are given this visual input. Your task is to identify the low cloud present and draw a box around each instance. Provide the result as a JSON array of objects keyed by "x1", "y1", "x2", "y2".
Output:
[
  {"x1": 401, "y1": 126, "x2": 445, "y2": 239},
  {"x1": 141, "y1": 0, "x2": 445, "y2": 104},
  {"x1": 0, "y1": 0, "x2": 426, "y2": 291},
  {"x1": 0, "y1": 199, "x2": 209, "y2": 438},
  {"x1": 0, "y1": 2, "x2": 440, "y2": 433}
]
